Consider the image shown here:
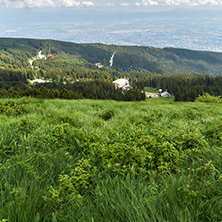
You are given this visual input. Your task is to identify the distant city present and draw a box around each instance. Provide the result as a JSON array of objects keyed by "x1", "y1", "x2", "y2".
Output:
[{"x1": 1, "y1": 8, "x2": 222, "y2": 52}]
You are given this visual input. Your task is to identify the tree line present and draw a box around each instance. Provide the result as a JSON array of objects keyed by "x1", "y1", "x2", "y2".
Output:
[
  {"x1": 1, "y1": 63, "x2": 222, "y2": 102},
  {"x1": 135, "y1": 74, "x2": 222, "y2": 101},
  {"x1": 0, "y1": 81, "x2": 145, "y2": 101}
]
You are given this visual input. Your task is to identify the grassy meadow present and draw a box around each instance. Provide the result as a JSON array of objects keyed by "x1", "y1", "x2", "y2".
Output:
[
  {"x1": 0, "y1": 98, "x2": 222, "y2": 221},
  {"x1": 143, "y1": 87, "x2": 157, "y2": 93}
]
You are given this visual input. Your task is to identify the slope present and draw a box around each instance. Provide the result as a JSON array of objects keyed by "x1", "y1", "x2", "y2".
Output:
[{"x1": 1, "y1": 37, "x2": 222, "y2": 76}]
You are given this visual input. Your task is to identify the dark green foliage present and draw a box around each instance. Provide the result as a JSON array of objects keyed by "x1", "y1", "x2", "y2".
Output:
[
  {"x1": 137, "y1": 74, "x2": 222, "y2": 101},
  {"x1": 101, "y1": 110, "x2": 114, "y2": 121},
  {"x1": 1, "y1": 37, "x2": 222, "y2": 78},
  {"x1": 1, "y1": 38, "x2": 222, "y2": 103},
  {"x1": 0, "y1": 81, "x2": 145, "y2": 101}
]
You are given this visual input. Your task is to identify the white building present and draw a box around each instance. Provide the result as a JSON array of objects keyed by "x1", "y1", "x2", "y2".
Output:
[
  {"x1": 95, "y1": 63, "x2": 104, "y2": 68},
  {"x1": 113, "y1": 78, "x2": 131, "y2": 91},
  {"x1": 161, "y1": 91, "x2": 171, "y2": 98},
  {"x1": 30, "y1": 79, "x2": 50, "y2": 84}
]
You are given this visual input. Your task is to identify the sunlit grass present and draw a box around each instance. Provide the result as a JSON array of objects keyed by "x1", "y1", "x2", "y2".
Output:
[{"x1": 0, "y1": 98, "x2": 222, "y2": 221}]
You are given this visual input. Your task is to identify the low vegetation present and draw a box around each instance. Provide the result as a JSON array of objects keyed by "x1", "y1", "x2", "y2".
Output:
[
  {"x1": 0, "y1": 98, "x2": 221, "y2": 221},
  {"x1": 195, "y1": 93, "x2": 222, "y2": 103}
]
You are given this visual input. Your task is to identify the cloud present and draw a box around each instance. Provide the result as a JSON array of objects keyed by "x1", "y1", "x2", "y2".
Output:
[
  {"x1": 5, "y1": 30, "x2": 17, "y2": 32},
  {"x1": 142, "y1": 0, "x2": 159, "y2": 5},
  {"x1": 62, "y1": 0, "x2": 81, "y2": 7},
  {"x1": 83, "y1": 1, "x2": 94, "y2": 6},
  {"x1": 163, "y1": 0, "x2": 221, "y2": 6},
  {"x1": 1, "y1": 0, "x2": 56, "y2": 8},
  {"x1": 197, "y1": 0, "x2": 219, "y2": 5},
  {"x1": 0, "y1": 0, "x2": 94, "y2": 8},
  {"x1": 0, "y1": 0, "x2": 222, "y2": 8}
]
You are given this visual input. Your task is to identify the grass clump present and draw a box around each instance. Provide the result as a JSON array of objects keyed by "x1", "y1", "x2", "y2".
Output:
[{"x1": 101, "y1": 110, "x2": 115, "y2": 121}]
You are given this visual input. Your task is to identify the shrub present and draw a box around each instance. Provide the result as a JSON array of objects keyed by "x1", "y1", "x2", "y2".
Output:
[
  {"x1": 195, "y1": 93, "x2": 222, "y2": 103},
  {"x1": 48, "y1": 158, "x2": 92, "y2": 205}
]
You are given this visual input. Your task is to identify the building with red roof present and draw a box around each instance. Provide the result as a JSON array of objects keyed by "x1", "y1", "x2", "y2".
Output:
[{"x1": 47, "y1": 54, "x2": 55, "y2": 58}]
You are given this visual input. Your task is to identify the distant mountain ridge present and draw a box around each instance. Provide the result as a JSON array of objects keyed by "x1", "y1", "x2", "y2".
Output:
[{"x1": 1, "y1": 37, "x2": 222, "y2": 76}]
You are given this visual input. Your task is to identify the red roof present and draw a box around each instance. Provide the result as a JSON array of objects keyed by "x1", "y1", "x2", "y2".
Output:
[{"x1": 47, "y1": 54, "x2": 55, "y2": 57}]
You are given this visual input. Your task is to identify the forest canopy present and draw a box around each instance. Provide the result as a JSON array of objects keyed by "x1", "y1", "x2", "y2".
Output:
[{"x1": 1, "y1": 38, "x2": 222, "y2": 101}]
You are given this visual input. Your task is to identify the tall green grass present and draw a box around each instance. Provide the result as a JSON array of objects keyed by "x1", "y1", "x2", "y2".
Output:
[{"x1": 0, "y1": 98, "x2": 222, "y2": 221}]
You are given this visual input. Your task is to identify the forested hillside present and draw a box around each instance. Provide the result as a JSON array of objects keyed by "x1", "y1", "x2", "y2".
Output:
[
  {"x1": 1, "y1": 37, "x2": 222, "y2": 102},
  {"x1": 1, "y1": 37, "x2": 222, "y2": 76}
]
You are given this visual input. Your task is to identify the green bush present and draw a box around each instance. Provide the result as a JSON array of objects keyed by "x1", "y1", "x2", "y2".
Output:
[{"x1": 195, "y1": 93, "x2": 222, "y2": 103}]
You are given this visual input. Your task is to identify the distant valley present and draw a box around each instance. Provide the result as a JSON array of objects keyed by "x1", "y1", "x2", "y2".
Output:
[{"x1": 1, "y1": 9, "x2": 222, "y2": 52}]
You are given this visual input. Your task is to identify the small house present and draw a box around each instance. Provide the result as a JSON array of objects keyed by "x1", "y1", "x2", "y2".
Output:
[
  {"x1": 122, "y1": 84, "x2": 131, "y2": 91},
  {"x1": 145, "y1": 92, "x2": 159, "y2": 98},
  {"x1": 30, "y1": 79, "x2": 50, "y2": 84},
  {"x1": 156, "y1": 89, "x2": 163, "y2": 94},
  {"x1": 113, "y1": 78, "x2": 131, "y2": 92},
  {"x1": 47, "y1": 54, "x2": 55, "y2": 58},
  {"x1": 161, "y1": 91, "x2": 171, "y2": 98},
  {"x1": 95, "y1": 63, "x2": 104, "y2": 68}
]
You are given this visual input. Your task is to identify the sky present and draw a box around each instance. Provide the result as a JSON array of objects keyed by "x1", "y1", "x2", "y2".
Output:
[
  {"x1": 0, "y1": 0, "x2": 222, "y2": 9},
  {"x1": 0, "y1": 0, "x2": 222, "y2": 52}
]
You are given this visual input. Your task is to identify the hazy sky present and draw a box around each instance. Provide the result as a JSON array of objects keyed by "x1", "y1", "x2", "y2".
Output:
[
  {"x1": 0, "y1": 0, "x2": 222, "y2": 9},
  {"x1": 0, "y1": 0, "x2": 222, "y2": 51}
]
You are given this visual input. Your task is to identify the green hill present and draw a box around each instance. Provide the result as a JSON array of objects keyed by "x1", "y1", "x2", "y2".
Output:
[{"x1": 1, "y1": 37, "x2": 222, "y2": 76}]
